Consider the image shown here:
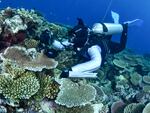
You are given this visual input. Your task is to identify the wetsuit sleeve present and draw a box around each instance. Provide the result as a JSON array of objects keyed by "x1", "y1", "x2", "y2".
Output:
[{"x1": 109, "y1": 23, "x2": 128, "y2": 54}]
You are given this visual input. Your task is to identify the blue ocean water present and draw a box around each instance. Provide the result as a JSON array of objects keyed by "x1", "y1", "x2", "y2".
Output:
[{"x1": 0, "y1": 0, "x2": 150, "y2": 54}]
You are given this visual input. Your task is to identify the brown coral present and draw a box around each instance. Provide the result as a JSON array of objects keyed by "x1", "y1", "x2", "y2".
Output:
[
  {"x1": 24, "y1": 38, "x2": 39, "y2": 49},
  {"x1": 1, "y1": 46, "x2": 58, "y2": 71},
  {"x1": 34, "y1": 75, "x2": 60, "y2": 101}
]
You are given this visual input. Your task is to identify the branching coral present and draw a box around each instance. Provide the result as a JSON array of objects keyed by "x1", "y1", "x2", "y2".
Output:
[
  {"x1": 34, "y1": 75, "x2": 60, "y2": 101},
  {"x1": 55, "y1": 78, "x2": 96, "y2": 108},
  {"x1": 0, "y1": 75, "x2": 12, "y2": 93},
  {"x1": 17, "y1": 8, "x2": 44, "y2": 24},
  {"x1": 2, "y1": 61, "x2": 26, "y2": 79},
  {"x1": 24, "y1": 38, "x2": 39, "y2": 49},
  {"x1": 3, "y1": 72, "x2": 40, "y2": 100},
  {"x1": 1, "y1": 46, "x2": 58, "y2": 71},
  {"x1": 48, "y1": 23, "x2": 69, "y2": 41}
]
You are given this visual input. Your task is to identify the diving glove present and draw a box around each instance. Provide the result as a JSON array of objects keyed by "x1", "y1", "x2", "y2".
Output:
[{"x1": 59, "y1": 68, "x2": 71, "y2": 78}]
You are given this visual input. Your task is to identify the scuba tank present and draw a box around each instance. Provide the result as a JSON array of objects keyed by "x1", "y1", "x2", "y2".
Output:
[{"x1": 92, "y1": 23, "x2": 123, "y2": 35}]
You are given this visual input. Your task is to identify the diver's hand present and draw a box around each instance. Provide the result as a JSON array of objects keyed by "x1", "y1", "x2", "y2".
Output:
[{"x1": 60, "y1": 68, "x2": 70, "y2": 78}]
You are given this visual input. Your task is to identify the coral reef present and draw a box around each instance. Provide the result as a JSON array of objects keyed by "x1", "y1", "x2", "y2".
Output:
[
  {"x1": 34, "y1": 74, "x2": 60, "y2": 100},
  {"x1": 4, "y1": 15, "x2": 27, "y2": 33},
  {"x1": 143, "y1": 76, "x2": 150, "y2": 84},
  {"x1": 24, "y1": 38, "x2": 39, "y2": 49},
  {"x1": 1, "y1": 46, "x2": 58, "y2": 71},
  {"x1": 55, "y1": 78, "x2": 96, "y2": 108},
  {"x1": 55, "y1": 50, "x2": 78, "y2": 70},
  {"x1": 111, "y1": 100, "x2": 126, "y2": 113},
  {"x1": 130, "y1": 72, "x2": 142, "y2": 86},
  {"x1": 56, "y1": 105, "x2": 94, "y2": 113},
  {"x1": 124, "y1": 103, "x2": 145, "y2": 113},
  {"x1": 143, "y1": 103, "x2": 150, "y2": 113},
  {"x1": 3, "y1": 72, "x2": 40, "y2": 100},
  {"x1": 0, "y1": 7, "x2": 150, "y2": 113}
]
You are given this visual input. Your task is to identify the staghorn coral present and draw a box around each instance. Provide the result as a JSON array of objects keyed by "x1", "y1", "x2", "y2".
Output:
[
  {"x1": 1, "y1": 46, "x2": 58, "y2": 71},
  {"x1": 55, "y1": 78, "x2": 96, "y2": 108},
  {"x1": 3, "y1": 72, "x2": 40, "y2": 100},
  {"x1": 0, "y1": 75, "x2": 12, "y2": 93}
]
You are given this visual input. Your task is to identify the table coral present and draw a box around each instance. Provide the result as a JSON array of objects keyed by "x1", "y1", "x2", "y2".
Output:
[
  {"x1": 1, "y1": 46, "x2": 58, "y2": 71},
  {"x1": 55, "y1": 78, "x2": 96, "y2": 108},
  {"x1": 143, "y1": 103, "x2": 150, "y2": 113}
]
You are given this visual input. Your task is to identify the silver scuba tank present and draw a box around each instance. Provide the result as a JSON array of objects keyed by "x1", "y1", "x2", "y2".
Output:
[{"x1": 92, "y1": 23, "x2": 123, "y2": 35}]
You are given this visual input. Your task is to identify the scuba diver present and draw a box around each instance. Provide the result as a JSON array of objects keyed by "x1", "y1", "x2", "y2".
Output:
[
  {"x1": 60, "y1": 19, "x2": 128, "y2": 78},
  {"x1": 45, "y1": 11, "x2": 143, "y2": 78}
]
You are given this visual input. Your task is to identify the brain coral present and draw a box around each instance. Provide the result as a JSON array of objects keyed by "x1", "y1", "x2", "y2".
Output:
[{"x1": 55, "y1": 78, "x2": 96, "y2": 108}]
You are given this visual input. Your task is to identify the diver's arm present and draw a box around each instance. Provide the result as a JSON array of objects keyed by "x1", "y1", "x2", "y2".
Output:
[{"x1": 52, "y1": 40, "x2": 73, "y2": 50}]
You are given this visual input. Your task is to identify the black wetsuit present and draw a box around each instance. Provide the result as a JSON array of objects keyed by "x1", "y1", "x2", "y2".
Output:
[{"x1": 69, "y1": 20, "x2": 128, "y2": 64}]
